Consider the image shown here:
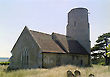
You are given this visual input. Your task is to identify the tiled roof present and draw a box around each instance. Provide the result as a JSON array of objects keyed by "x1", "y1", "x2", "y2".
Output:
[
  {"x1": 29, "y1": 30, "x2": 89, "y2": 55},
  {"x1": 30, "y1": 30, "x2": 65, "y2": 53},
  {"x1": 52, "y1": 33, "x2": 89, "y2": 55}
]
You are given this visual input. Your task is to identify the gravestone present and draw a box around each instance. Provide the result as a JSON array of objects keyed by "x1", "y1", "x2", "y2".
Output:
[
  {"x1": 89, "y1": 74, "x2": 95, "y2": 77},
  {"x1": 74, "y1": 70, "x2": 81, "y2": 77},
  {"x1": 67, "y1": 70, "x2": 75, "y2": 77}
]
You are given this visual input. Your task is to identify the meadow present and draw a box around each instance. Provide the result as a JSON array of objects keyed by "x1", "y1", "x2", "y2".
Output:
[{"x1": 0, "y1": 65, "x2": 110, "y2": 77}]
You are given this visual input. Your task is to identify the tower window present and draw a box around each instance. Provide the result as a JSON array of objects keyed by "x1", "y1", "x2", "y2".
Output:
[{"x1": 74, "y1": 21, "x2": 76, "y2": 27}]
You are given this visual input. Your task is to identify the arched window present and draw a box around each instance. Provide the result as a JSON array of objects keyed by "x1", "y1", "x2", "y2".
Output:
[{"x1": 21, "y1": 48, "x2": 29, "y2": 67}]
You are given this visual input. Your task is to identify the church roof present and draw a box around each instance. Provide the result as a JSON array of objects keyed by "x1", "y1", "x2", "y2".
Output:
[
  {"x1": 30, "y1": 30, "x2": 89, "y2": 55},
  {"x1": 52, "y1": 33, "x2": 89, "y2": 55},
  {"x1": 30, "y1": 30, "x2": 65, "y2": 53}
]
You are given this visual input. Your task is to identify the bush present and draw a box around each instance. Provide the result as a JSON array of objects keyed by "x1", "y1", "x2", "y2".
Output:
[{"x1": 0, "y1": 62, "x2": 10, "y2": 65}]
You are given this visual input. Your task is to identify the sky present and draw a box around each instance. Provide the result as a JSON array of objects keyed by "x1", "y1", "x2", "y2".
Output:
[{"x1": 0, "y1": 0, "x2": 110, "y2": 57}]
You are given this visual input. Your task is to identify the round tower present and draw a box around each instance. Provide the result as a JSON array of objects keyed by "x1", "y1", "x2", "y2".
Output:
[{"x1": 66, "y1": 8, "x2": 90, "y2": 53}]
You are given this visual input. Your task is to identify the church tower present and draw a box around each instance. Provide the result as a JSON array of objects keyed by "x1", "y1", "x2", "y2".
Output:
[{"x1": 66, "y1": 8, "x2": 90, "y2": 53}]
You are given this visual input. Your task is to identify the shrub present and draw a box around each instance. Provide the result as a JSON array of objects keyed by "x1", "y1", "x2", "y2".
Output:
[{"x1": 0, "y1": 62, "x2": 10, "y2": 65}]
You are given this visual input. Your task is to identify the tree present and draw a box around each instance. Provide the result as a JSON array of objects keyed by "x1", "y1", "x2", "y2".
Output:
[
  {"x1": 106, "y1": 44, "x2": 110, "y2": 58},
  {"x1": 91, "y1": 32, "x2": 110, "y2": 65},
  {"x1": 106, "y1": 44, "x2": 110, "y2": 51}
]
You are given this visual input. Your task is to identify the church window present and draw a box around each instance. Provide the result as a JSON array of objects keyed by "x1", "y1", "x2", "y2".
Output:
[
  {"x1": 75, "y1": 56, "x2": 78, "y2": 60},
  {"x1": 80, "y1": 60, "x2": 83, "y2": 66},
  {"x1": 25, "y1": 50, "x2": 29, "y2": 65},
  {"x1": 72, "y1": 55, "x2": 74, "y2": 60},
  {"x1": 21, "y1": 52, "x2": 23, "y2": 66},
  {"x1": 22, "y1": 47, "x2": 29, "y2": 66}
]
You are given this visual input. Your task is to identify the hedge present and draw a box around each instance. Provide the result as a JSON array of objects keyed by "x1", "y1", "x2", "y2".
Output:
[{"x1": 0, "y1": 62, "x2": 10, "y2": 65}]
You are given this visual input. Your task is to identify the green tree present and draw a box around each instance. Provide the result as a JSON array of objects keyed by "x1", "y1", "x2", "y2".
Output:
[{"x1": 91, "y1": 32, "x2": 110, "y2": 65}]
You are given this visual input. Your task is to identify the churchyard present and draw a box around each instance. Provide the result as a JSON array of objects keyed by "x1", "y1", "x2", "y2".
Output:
[{"x1": 0, "y1": 65, "x2": 110, "y2": 77}]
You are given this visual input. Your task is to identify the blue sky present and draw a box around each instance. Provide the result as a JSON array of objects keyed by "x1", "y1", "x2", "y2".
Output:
[{"x1": 0, "y1": 0, "x2": 110, "y2": 57}]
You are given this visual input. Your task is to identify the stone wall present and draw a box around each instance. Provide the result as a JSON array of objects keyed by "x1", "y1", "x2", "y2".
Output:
[
  {"x1": 9, "y1": 27, "x2": 42, "y2": 69},
  {"x1": 42, "y1": 53, "x2": 89, "y2": 68}
]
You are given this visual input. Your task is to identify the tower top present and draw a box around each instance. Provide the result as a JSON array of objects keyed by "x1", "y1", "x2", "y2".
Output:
[
  {"x1": 68, "y1": 8, "x2": 88, "y2": 15},
  {"x1": 69, "y1": 8, "x2": 88, "y2": 12}
]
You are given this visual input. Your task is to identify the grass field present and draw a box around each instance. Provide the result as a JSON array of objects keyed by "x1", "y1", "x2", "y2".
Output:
[{"x1": 0, "y1": 65, "x2": 110, "y2": 77}]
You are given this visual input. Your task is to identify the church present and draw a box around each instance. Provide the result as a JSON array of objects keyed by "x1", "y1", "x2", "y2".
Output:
[{"x1": 9, "y1": 8, "x2": 91, "y2": 69}]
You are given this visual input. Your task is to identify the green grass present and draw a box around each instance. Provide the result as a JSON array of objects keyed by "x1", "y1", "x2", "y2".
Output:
[{"x1": 0, "y1": 65, "x2": 110, "y2": 77}]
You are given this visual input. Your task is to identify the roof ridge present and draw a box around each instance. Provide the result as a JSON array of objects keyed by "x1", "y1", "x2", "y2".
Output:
[
  {"x1": 52, "y1": 32, "x2": 73, "y2": 39},
  {"x1": 30, "y1": 30, "x2": 51, "y2": 36},
  {"x1": 52, "y1": 32, "x2": 66, "y2": 36}
]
